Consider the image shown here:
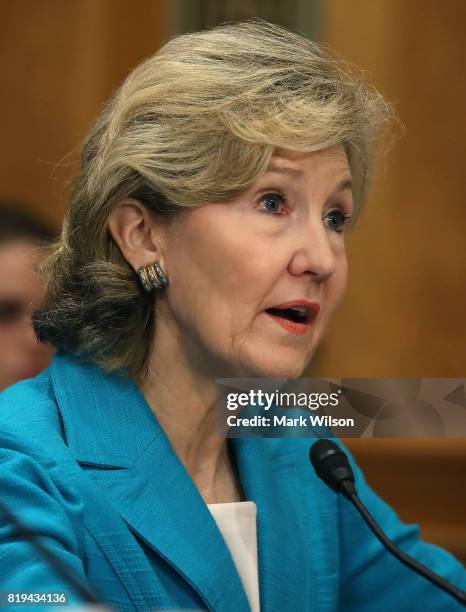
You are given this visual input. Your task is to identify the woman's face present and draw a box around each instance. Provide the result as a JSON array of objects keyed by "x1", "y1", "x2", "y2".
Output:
[
  {"x1": 158, "y1": 146, "x2": 353, "y2": 378},
  {"x1": 0, "y1": 241, "x2": 54, "y2": 390}
]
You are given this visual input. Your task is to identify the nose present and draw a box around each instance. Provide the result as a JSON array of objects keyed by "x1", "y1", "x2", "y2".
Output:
[{"x1": 288, "y1": 222, "x2": 336, "y2": 281}]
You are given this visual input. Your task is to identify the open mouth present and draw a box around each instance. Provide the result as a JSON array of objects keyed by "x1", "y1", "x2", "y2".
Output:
[
  {"x1": 265, "y1": 307, "x2": 310, "y2": 325},
  {"x1": 263, "y1": 301, "x2": 320, "y2": 336}
]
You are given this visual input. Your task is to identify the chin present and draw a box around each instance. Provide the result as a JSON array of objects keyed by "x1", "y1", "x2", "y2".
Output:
[
  {"x1": 232, "y1": 339, "x2": 315, "y2": 378},
  {"x1": 245, "y1": 355, "x2": 307, "y2": 379}
]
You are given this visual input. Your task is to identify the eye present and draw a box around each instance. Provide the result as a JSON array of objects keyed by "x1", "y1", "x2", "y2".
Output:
[
  {"x1": 257, "y1": 192, "x2": 288, "y2": 215},
  {"x1": 0, "y1": 300, "x2": 23, "y2": 324},
  {"x1": 324, "y1": 209, "x2": 352, "y2": 233}
]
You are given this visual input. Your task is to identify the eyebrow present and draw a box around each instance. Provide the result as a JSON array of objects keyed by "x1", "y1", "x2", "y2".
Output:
[
  {"x1": 266, "y1": 163, "x2": 353, "y2": 193},
  {"x1": 334, "y1": 178, "x2": 353, "y2": 193}
]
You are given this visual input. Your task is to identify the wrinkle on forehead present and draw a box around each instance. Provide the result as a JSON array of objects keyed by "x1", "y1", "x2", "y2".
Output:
[
  {"x1": 265, "y1": 146, "x2": 353, "y2": 201},
  {"x1": 271, "y1": 144, "x2": 350, "y2": 169}
]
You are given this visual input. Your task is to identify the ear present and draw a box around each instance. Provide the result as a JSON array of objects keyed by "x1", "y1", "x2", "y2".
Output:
[{"x1": 108, "y1": 199, "x2": 166, "y2": 272}]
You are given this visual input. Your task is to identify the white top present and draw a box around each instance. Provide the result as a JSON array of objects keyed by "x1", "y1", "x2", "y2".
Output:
[{"x1": 207, "y1": 501, "x2": 260, "y2": 612}]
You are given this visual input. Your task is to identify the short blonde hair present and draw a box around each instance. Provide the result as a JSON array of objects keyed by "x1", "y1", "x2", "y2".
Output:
[{"x1": 33, "y1": 19, "x2": 394, "y2": 376}]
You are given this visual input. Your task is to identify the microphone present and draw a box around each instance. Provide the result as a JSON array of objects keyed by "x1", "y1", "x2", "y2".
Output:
[
  {"x1": 309, "y1": 439, "x2": 466, "y2": 608},
  {"x1": 0, "y1": 497, "x2": 100, "y2": 605}
]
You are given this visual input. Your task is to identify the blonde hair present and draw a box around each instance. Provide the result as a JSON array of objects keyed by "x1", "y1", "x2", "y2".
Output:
[{"x1": 33, "y1": 19, "x2": 394, "y2": 376}]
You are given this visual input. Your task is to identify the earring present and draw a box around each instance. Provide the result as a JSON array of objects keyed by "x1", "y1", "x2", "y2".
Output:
[{"x1": 137, "y1": 261, "x2": 169, "y2": 292}]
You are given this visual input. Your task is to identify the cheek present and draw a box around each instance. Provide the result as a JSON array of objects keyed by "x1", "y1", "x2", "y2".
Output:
[
  {"x1": 167, "y1": 216, "x2": 276, "y2": 325},
  {"x1": 324, "y1": 252, "x2": 348, "y2": 315}
]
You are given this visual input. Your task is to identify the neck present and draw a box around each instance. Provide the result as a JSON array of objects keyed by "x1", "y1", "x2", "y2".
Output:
[{"x1": 137, "y1": 313, "x2": 243, "y2": 503}]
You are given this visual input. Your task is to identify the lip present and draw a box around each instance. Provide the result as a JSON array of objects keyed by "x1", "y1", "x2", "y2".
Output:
[{"x1": 264, "y1": 299, "x2": 320, "y2": 336}]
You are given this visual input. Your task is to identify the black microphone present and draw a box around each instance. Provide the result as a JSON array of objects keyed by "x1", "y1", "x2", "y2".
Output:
[
  {"x1": 0, "y1": 497, "x2": 100, "y2": 605},
  {"x1": 309, "y1": 439, "x2": 466, "y2": 608}
]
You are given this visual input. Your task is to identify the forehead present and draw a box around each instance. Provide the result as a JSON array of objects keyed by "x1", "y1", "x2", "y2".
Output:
[
  {"x1": 270, "y1": 145, "x2": 350, "y2": 173},
  {"x1": 264, "y1": 147, "x2": 353, "y2": 201},
  {"x1": 0, "y1": 241, "x2": 43, "y2": 299}
]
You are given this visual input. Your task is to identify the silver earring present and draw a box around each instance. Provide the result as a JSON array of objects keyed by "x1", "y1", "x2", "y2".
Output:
[{"x1": 137, "y1": 261, "x2": 169, "y2": 292}]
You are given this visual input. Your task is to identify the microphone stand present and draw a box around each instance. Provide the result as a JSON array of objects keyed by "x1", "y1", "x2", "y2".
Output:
[
  {"x1": 309, "y1": 439, "x2": 466, "y2": 608},
  {"x1": 349, "y1": 490, "x2": 466, "y2": 607}
]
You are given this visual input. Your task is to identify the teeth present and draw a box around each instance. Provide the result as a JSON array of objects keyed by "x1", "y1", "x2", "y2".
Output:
[{"x1": 289, "y1": 306, "x2": 308, "y2": 314}]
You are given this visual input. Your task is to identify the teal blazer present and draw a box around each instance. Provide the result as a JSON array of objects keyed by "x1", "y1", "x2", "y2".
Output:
[{"x1": 0, "y1": 353, "x2": 465, "y2": 611}]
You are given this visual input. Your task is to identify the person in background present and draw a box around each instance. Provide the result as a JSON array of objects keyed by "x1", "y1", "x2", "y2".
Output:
[{"x1": 0, "y1": 203, "x2": 55, "y2": 390}]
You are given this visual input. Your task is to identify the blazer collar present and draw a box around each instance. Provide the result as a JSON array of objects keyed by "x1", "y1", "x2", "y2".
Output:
[
  {"x1": 51, "y1": 352, "x2": 159, "y2": 468},
  {"x1": 50, "y1": 353, "x2": 313, "y2": 611}
]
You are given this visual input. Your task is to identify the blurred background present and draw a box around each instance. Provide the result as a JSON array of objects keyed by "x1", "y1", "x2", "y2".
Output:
[{"x1": 1, "y1": 1, "x2": 465, "y2": 561}]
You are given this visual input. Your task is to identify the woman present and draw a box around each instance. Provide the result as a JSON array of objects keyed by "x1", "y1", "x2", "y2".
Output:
[{"x1": 0, "y1": 19, "x2": 464, "y2": 612}]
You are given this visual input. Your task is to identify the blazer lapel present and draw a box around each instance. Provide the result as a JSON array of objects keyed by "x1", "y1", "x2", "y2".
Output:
[
  {"x1": 96, "y1": 435, "x2": 316, "y2": 612},
  {"x1": 233, "y1": 437, "x2": 313, "y2": 612},
  {"x1": 51, "y1": 354, "x2": 317, "y2": 611},
  {"x1": 51, "y1": 354, "x2": 250, "y2": 612},
  {"x1": 95, "y1": 433, "x2": 253, "y2": 612}
]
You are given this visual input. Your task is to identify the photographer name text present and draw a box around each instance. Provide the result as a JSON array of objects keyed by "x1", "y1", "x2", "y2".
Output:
[{"x1": 227, "y1": 414, "x2": 354, "y2": 428}]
